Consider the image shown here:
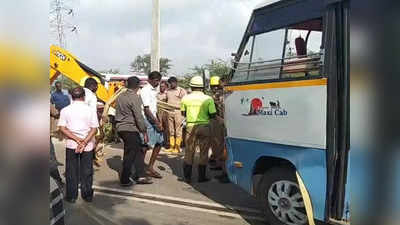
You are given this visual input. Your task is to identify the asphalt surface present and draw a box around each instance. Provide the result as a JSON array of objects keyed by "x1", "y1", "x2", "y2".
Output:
[{"x1": 53, "y1": 139, "x2": 266, "y2": 225}]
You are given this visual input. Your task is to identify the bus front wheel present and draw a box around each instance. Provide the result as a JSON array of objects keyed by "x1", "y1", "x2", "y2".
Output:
[{"x1": 257, "y1": 167, "x2": 307, "y2": 225}]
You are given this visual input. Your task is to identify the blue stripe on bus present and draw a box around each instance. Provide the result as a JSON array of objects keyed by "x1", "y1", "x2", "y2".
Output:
[{"x1": 226, "y1": 137, "x2": 327, "y2": 221}]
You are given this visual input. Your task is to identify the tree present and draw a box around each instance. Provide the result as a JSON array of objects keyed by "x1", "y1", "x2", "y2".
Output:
[
  {"x1": 50, "y1": 75, "x2": 78, "y2": 93},
  {"x1": 190, "y1": 59, "x2": 231, "y2": 81},
  {"x1": 206, "y1": 59, "x2": 230, "y2": 80},
  {"x1": 130, "y1": 54, "x2": 172, "y2": 75},
  {"x1": 178, "y1": 74, "x2": 194, "y2": 89}
]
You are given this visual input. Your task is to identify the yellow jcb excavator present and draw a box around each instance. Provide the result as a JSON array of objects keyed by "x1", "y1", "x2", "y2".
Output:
[
  {"x1": 49, "y1": 45, "x2": 178, "y2": 119},
  {"x1": 49, "y1": 45, "x2": 110, "y2": 102}
]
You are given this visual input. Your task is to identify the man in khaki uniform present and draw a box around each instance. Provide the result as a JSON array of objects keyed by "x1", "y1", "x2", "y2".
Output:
[
  {"x1": 209, "y1": 76, "x2": 229, "y2": 183},
  {"x1": 180, "y1": 76, "x2": 216, "y2": 183},
  {"x1": 165, "y1": 77, "x2": 187, "y2": 154},
  {"x1": 157, "y1": 81, "x2": 170, "y2": 149}
]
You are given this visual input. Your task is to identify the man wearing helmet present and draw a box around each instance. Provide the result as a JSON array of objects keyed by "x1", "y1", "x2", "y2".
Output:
[
  {"x1": 180, "y1": 76, "x2": 217, "y2": 183},
  {"x1": 209, "y1": 76, "x2": 230, "y2": 183}
]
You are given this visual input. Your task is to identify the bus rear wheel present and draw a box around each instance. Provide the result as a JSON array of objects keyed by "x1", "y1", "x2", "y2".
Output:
[{"x1": 257, "y1": 167, "x2": 307, "y2": 225}]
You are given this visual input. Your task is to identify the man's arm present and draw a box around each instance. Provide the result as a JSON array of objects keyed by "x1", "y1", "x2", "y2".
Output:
[
  {"x1": 181, "y1": 100, "x2": 186, "y2": 117},
  {"x1": 102, "y1": 88, "x2": 126, "y2": 123},
  {"x1": 58, "y1": 109, "x2": 83, "y2": 144},
  {"x1": 208, "y1": 98, "x2": 217, "y2": 119},
  {"x1": 50, "y1": 104, "x2": 59, "y2": 118},
  {"x1": 179, "y1": 87, "x2": 187, "y2": 98},
  {"x1": 65, "y1": 94, "x2": 71, "y2": 105},
  {"x1": 132, "y1": 96, "x2": 147, "y2": 134},
  {"x1": 59, "y1": 126, "x2": 83, "y2": 144},
  {"x1": 144, "y1": 106, "x2": 162, "y2": 131},
  {"x1": 78, "y1": 108, "x2": 100, "y2": 153}
]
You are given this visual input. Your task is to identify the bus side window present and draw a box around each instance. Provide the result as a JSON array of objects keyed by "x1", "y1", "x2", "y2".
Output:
[
  {"x1": 248, "y1": 29, "x2": 285, "y2": 81},
  {"x1": 281, "y1": 19, "x2": 324, "y2": 78}
]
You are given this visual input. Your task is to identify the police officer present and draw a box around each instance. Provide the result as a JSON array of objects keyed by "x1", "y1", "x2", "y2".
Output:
[
  {"x1": 180, "y1": 76, "x2": 217, "y2": 183},
  {"x1": 165, "y1": 77, "x2": 187, "y2": 154},
  {"x1": 209, "y1": 76, "x2": 230, "y2": 183}
]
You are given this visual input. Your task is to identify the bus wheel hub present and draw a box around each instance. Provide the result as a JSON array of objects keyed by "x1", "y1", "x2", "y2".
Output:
[
  {"x1": 278, "y1": 198, "x2": 291, "y2": 210},
  {"x1": 268, "y1": 180, "x2": 307, "y2": 225}
]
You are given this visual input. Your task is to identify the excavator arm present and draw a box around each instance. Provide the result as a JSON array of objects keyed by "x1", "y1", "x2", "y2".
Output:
[{"x1": 49, "y1": 45, "x2": 110, "y2": 102}]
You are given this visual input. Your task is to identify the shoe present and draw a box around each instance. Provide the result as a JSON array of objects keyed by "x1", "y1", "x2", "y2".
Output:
[
  {"x1": 64, "y1": 198, "x2": 76, "y2": 204},
  {"x1": 183, "y1": 163, "x2": 192, "y2": 183},
  {"x1": 208, "y1": 159, "x2": 217, "y2": 167},
  {"x1": 94, "y1": 160, "x2": 102, "y2": 167},
  {"x1": 175, "y1": 137, "x2": 182, "y2": 153},
  {"x1": 215, "y1": 173, "x2": 230, "y2": 183},
  {"x1": 82, "y1": 196, "x2": 93, "y2": 202},
  {"x1": 198, "y1": 165, "x2": 210, "y2": 183},
  {"x1": 135, "y1": 177, "x2": 153, "y2": 184},
  {"x1": 146, "y1": 170, "x2": 163, "y2": 179},
  {"x1": 164, "y1": 137, "x2": 175, "y2": 153},
  {"x1": 120, "y1": 180, "x2": 133, "y2": 187},
  {"x1": 210, "y1": 166, "x2": 223, "y2": 171}
]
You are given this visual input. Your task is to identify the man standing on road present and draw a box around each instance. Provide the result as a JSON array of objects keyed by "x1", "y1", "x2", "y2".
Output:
[
  {"x1": 180, "y1": 76, "x2": 216, "y2": 183},
  {"x1": 165, "y1": 76, "x2": 187, "y2": 154},
  {"x1": 140, "y1": 71, "x2": 164, "y2": 179},
  {"x1": 115, "y1": 76, "x2": 153, "y2": 186},
  {"x1": 84, "y1": 78, "x2": 105, "y2": 166},
  {"x1": 51, "y1": 81, "x2": 70, "y2": 138},
  {"x1": 157, "y1": 81, "x2": 170, "y2": 149},
  {"x1": 58, "y1": 87, "x2": 98, "y2": 203},
  {"x1": 209, "y1": 76, "x2": 230, "y2": 183}
]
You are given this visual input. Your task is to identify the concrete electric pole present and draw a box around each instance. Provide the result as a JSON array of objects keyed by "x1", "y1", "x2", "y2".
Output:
[{"x1": 151, "y1": 0, "x2": 160, "y2": 72}]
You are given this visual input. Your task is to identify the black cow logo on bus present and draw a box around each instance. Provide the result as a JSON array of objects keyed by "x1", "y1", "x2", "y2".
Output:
[{"x1": 244, "y1": 97, "x2": 287, "y2": 116}]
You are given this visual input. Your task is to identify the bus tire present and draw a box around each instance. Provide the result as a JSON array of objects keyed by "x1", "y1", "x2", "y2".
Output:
[{"x1": 257, "y1": 167, "x2": 308, "y2": 225}]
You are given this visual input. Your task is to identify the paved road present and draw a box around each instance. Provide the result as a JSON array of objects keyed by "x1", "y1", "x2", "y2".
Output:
[{"x1": 53, "y1": 139, "x2": 266, "y2": 225}]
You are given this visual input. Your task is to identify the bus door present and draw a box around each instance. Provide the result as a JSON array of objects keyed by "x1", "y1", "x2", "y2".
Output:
[{"x1": 324, "y1": 0, "x2": 350, "y2": 222}]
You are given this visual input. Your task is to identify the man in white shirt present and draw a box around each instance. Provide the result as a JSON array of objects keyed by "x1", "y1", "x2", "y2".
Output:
[
  {"x1": 140, "y1": 71, "x2": 164, "y2": 179},
  {"x1": 58, "y1": 87, "x2": 98, "y2": 203},
  {"x1": 84, "y1": 78, "x2": 106, "y2": 167},
  {"x1": 83, "y1": 78, "x2": 99, "y2": 116}
]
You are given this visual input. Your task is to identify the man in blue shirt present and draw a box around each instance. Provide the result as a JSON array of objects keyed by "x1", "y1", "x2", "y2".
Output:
[{"x1": 51, "y1": 81, "x2": 70, "y2": 111}]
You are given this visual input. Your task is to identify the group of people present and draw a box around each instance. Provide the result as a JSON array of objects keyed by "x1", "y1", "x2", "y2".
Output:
[{"x1": 49, "y1": 70, "x2": 229, "y2": 204}]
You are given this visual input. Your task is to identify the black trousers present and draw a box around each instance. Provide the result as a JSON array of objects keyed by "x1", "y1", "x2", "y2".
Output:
[
  {"x1": 65, "y1": 149, "x2": 93, "y2": 200},
  {"x1": 118, "y1": 131, "x2": 146, "y2": 183}
]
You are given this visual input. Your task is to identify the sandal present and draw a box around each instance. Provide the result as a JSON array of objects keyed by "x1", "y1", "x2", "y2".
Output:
[
  {"x1": 136, "y1": 177, "x2": 153, "y2": 184},
  {"x1": 146, "y1": 170, "x2": 162, "y2": 179}
]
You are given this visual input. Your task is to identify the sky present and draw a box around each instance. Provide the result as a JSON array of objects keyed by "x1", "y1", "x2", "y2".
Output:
[{"x1": 50, "y1": 0, "x2": 266, "y2": 76}]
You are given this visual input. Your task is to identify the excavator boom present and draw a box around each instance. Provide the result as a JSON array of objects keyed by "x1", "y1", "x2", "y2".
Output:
[{"x1": 49, "y1": 45, "x2": 109, "y2": 102}]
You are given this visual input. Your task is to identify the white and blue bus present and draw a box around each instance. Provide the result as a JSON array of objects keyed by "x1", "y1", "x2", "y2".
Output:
[{"x1": 225, "y1": 0, "x2": 350, "y2": 225}]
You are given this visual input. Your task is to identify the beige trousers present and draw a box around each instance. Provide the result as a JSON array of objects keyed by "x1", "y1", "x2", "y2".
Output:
[{"x1": 184, "y1": 124, "x2": 211, "y2": 166}]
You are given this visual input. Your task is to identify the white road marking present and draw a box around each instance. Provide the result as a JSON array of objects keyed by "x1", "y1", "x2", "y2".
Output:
[
  {"x1": 93, "y1": 185, "x2": 262, "y2": 214},
  {"x1": 95, "y1": 191, "x2": 266, "y2": 222}
]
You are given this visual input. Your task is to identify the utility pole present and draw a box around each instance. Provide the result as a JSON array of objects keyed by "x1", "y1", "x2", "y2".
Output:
[{"x1": 151, "y1": 0, "x2": 160, "y2": 72}]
